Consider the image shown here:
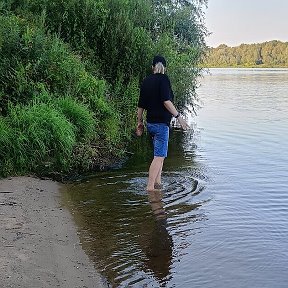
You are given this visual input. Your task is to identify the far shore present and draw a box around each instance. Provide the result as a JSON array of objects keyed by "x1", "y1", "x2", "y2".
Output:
[
  {"x1": 203, "y1": 66, "x2": 288, "y2": 69},
  {"x1": 0, "y1": 176, "x2": 106, "y2": 288}
]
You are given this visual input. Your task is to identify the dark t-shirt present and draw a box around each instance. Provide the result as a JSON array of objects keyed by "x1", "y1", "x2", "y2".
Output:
[{"x1": 138, "y1": 73, "x2": 174, "y2": 126}]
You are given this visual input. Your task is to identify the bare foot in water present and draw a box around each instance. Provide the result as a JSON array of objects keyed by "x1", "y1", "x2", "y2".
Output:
[{"x1": 154, "y1": 183, "x2": 163, "y2": 190}]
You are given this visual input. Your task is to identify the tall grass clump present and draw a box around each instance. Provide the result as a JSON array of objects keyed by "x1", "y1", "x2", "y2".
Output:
[
  {"x1": 0, "y1": 118, "x2": 11, "y2": 156},
  {"x1": 54, "y1": 97, "x2": 95, "y2": 141},
  {"x1": 5, "y1": 103, "x2": 76, "y2": 174},
  {"x1": 0, "y1": 118, "x2": 14, "y2": 175}
]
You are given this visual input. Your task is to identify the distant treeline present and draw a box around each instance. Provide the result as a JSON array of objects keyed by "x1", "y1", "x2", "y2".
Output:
[
  {"x1": 0, "y1": 0, "x2": 207, "y2": 177},
  {"x1": 204, "y1": 40, "x2": 288, "y2": 67}
]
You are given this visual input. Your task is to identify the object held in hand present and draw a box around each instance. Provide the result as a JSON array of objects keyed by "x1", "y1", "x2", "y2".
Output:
[
  {"x1": 178, "y1": 117, "x2": 190, "y2": 130},
  {"x1": 136, "y1": 123, "x2": 144, "y2": 136}
]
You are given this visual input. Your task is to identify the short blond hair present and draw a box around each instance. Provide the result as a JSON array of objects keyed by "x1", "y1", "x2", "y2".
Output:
[{"x1": 153, "y1": 62, "x2": 165, "y2": 74}]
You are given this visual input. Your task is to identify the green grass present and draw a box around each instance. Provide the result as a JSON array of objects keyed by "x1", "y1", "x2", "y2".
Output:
[
  {"x1": 54, "y1": 97, "x2": 96, "y2": 141},
  {"x1": 0, "y1": 102, "x2": 77, "y2": 176}
]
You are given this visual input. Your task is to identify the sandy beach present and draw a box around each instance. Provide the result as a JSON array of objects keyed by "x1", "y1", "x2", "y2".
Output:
[{"x1": 0, "y1": 176, "x2": 106, "y2": 288}]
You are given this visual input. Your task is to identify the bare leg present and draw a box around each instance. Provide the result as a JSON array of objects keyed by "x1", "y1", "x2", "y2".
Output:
[
  {"x1": 155, "y1": 160, "x2": 164, "y2": 189},
  {"x1": 147, "y1": 156, "x2": 165, "y2": 191}
]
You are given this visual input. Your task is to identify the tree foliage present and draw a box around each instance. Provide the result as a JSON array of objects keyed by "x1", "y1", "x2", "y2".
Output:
[{"x1": 205, "y1": 41, "x2": 288, "y2": 67}]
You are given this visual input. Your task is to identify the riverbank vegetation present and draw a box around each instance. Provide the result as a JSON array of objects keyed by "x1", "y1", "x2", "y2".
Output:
[
  {"x1": 204, "y1": 40, "x2": 288, "y2": 67},
  {"x1": 0, "y1": 0, "x2": 208, "y2": 177}
]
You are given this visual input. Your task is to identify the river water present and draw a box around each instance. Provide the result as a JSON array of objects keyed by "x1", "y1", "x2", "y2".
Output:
[{"x1": 63, "y1": 68, "x2": 288, "y2": 287}]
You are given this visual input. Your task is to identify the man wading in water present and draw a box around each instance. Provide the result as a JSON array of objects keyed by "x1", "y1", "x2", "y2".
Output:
[{"x1": 137, "y1": 55, "x2": 189, "y2": 192}]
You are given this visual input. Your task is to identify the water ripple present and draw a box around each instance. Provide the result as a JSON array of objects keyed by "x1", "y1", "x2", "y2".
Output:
[{"x1": 63, "y1": 69, "x2": 288, "y2": 287}]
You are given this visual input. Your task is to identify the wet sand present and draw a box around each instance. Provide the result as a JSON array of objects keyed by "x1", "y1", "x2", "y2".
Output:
[{"x1": 0, "y1": 176, "x2": 106, "y2": 288}]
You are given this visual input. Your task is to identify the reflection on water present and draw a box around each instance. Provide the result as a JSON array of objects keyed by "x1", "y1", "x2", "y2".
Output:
[
  {"x1": 62, "y1": 129, "x2": 210, "y2": 287},
  {"x1": 144, "y1": 190, "x2": 172, "y2": 282},
  {"x1": 63, "y1": 68, "x2": 288, "y2": 287},
  {"x1": 148, "y1": 190, "x2": 167, "y2": 220}
]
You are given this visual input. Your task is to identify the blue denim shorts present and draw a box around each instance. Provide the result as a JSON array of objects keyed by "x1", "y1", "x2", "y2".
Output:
[{"x1": 147, "y1": 123, "x2": 169, "y2": 157}]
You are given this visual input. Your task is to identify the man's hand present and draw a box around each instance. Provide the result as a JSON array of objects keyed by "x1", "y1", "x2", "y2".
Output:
[
  {"x1": 177, "y1": 116, "x2": 190, "y2": 130},
  {"x1": 163, "y1": 100, "x2": 190, "y2": 130},
  {"x1": 136, "y1": 107, "x2": 144, "y2": 136},
  {"x1": 136, "y1": 122, "x2": 144, "y2": 136}
]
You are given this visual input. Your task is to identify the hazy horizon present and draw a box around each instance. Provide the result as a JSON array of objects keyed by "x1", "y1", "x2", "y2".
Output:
[
  {"x1": 209, "y1": 39, "x2": 287, "y2": 49},
  {"x1": 205, "y1": 0, "x2": 288, "y2": 48}
]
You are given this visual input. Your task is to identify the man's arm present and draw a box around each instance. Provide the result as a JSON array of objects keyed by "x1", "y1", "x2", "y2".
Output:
[
  {"x1": 136, "y1": 107, "x2": 144, "y2": 136},
  {"x1": 164, "y1": 100, "x2": 189, "y2": 130},
  {"x1": 163, "y1": 100, "x2": 178, "y2": 117}
]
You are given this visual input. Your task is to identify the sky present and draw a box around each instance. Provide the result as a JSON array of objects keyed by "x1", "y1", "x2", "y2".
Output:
[{"x1": 204, "y1": 0, "x2": 288, "y2": 47}]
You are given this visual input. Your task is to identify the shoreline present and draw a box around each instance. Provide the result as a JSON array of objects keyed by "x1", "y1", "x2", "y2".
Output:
[{"x1": 0, "y1": 176, "x2": 106, "y2": 288}]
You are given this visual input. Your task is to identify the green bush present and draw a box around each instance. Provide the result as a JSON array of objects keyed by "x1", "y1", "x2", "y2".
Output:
[
  {"x1": 0, "y1": 14, "x2": 117, "y2": 117},
  {"x1": 3, "y1": 103, "x2": 76, "y2": 174},
  {"x1": 0, "y1": 117, "x2": 12, "y2": 158},
  {"x1": 112, "y1": 77, "x2": 140, "y2": 139},
  {"x1": 0, "y1": 0, "x2": 208, "y2": 177},
  {"x1": 54, "y1": 97, "x2": 96, "y2": 141}
]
